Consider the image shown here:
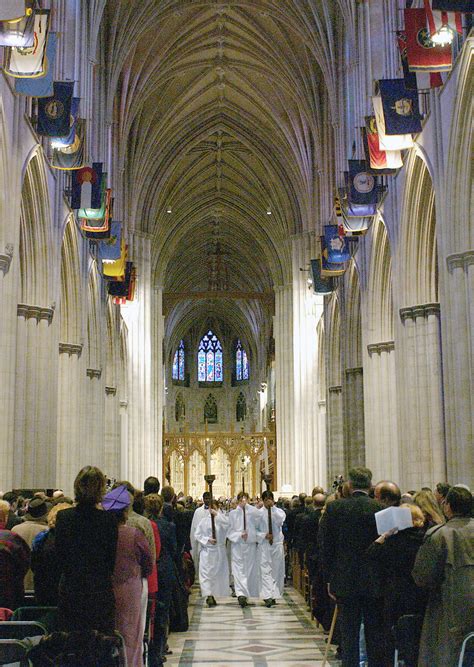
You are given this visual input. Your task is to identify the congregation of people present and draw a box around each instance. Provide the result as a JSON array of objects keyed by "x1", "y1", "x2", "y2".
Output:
[{"x1": 0, "y1": 465, "x2": 473, "y2": 667}]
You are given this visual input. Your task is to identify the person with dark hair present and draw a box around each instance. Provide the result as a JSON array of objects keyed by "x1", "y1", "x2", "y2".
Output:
[
  {"x1": 3, "y1": 491, "x2": 23, "y2": 530},
  {"x1": 257, "y1": 491, "x2": 286, "y2": 607},
  {"x1": 54, "y1": 466, "x2": 118, "y2": 633},
  {"x1": 103, "y1": 485, "x2": 152, "y2": 667},
  {"x1": 319, "y1": 466, "x2": 385, "y2": 667},
  {"x1": 228, "y1": 491, "x2": 259, "y2": 607},
  {"x1": 12, "y1": 497, "x2": 49, "y2": 592},
  {"x1": 195, "y1": 500, "x2": 230, "y2": 606},
  {"x1": 0, "y1": 500, "x2": 30, "y2": 610},
  {"x1": 190, "y1": 491, "x2": 212, "y2": 573},
  {"x1": 374, "y1": 480, "x2": 401, "y2": 508},
  {"x1": 434, "y1": 481, "x2": 451, "y2": 515},
  {"x1": 144, "y1": 476, "x2": 161, "y2": 496},
  {"x1": 413, "y1": 486, "x2": 474, "y2": 667}
]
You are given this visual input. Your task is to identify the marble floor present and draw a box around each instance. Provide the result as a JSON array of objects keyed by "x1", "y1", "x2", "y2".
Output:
[{"x1": 166, "y1": 586, "x2": 340, "y2": 666}]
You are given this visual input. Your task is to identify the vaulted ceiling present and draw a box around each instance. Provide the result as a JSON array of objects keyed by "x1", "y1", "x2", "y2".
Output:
[{"x1": 98, "y1": 0, "x2": 352, "y2": 369}]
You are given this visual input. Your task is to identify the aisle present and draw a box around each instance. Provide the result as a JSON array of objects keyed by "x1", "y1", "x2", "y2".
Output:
[{"x1": 166, "y1": 586, "x2": 339, "y2": 666}]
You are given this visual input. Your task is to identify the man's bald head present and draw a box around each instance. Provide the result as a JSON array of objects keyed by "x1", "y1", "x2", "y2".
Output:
[
  {"x1": 374, "y1": 481, "x2": 401, "y2": 507},
  {"x1": 313, "y1": 493, "x2": 326, "y2": 508}
]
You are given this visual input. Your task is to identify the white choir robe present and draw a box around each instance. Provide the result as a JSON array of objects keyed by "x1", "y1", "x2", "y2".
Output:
[
  {"x1": 227, "y1": 505, "x2": 260, "y2": 598},
  {"x1": 190, "y1": 504, "x2": 209, "y2": 574},
  {"x1": 257, "y1": 506, "x2": 286, "y2": 600},
  {"x1": 195, "y1": 511, "x2": 231, "y2": 598}
]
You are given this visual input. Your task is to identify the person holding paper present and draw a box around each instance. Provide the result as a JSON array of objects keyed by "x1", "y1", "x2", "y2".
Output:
[{"x1": 367, "y1": 503, "x2": 428, "y2": 666}]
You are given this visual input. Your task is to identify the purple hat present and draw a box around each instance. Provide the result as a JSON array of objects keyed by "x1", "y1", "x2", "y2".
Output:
[{"x1": 102, "y1": 485, "x2": 131, "y2": 512}]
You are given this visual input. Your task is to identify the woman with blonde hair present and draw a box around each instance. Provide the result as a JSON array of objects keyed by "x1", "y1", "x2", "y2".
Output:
[{"x1": 413, "y1": 489, "x2": 444, "y2": 528}]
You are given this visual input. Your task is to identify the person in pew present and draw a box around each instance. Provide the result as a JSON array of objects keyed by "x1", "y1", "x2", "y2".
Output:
[
  {"x1": 54, "y1": 466, "x2": 118, "y2": 634},
  {"x1": 257, "y1": 491, "x2": 286, "y2": 607},
  {"x1": 31, "y1": 502, "x2": 71, "y2": 606},
  {"x1": 11, "y1": 498, "x2": 49, "y2": 594},
  {"x1": 103, "y1": 485, "x2": 153, "y2": 667},
  {"x1": 0, "y1": 500, "x2": 30, "y2": 611}
]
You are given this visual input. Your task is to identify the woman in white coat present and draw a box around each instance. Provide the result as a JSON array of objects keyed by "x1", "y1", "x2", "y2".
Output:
[{"x1": 195, "y1": 502, "x2": 230, "y2": 606}]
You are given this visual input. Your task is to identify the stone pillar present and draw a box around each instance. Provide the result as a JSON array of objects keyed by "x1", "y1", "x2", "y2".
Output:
[
  {"x1": 57, "y1": 343, "x2": 84, "y2": 494},
  {"x1": 327, "y1": 385, "x2": 344, "y2": 482},
  {"x1": 343, "y1": 367, "x2": 365, "y2": 469},
  {"x1": 121, "y1": 233, "x2": 160, "y2": 487},
  {"x1": 363, "y1": 342, "x2": 399, "y2": 483},
  {"x1": 104, "y1": 385, "x2": 120, "y2": 480},
  {"x1": 13, "y1": 305, "x2": 58, "y2": 488},
  {"x1": 397, "y1": 303, "x2": 446, "y2": 488},
  {"x1": 82, "y1": 367, "x2": 105, "y2": 471},
  {"x1": 442, "y1": 251, "x2": 474, "y2": 485}
]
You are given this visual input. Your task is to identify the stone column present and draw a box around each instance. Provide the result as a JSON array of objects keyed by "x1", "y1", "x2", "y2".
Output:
[
  {"x1": 343, "y1": 367, "x2": 365, "y2": 469},
  {"x1": 13, "y1": 305, "x2": 58, "y2": 488},
  {"x1": 363, "y1": 342, "x2": 399, "y2": 483},
  {"x1": 397, "y1": 303, "x2": 446, "y2": 488},
  {"x1": 121, "y1": 233, "x2": 160, "y2": 487},
  {"x1": 442, "y1": 251, "x2": 474, "y2": 485},
  {"x1": 104, "y1": 385, "x2": 120, "y2": 480},
  {"x1": 57, "y1": 343, "x2": 84, "y2": 494},
  {"x1": 82, "y1": 367, "x2": 105, "y2": 471},
  {"x1": 327, "y1": 385, "x2": 344, "y2": 481}
]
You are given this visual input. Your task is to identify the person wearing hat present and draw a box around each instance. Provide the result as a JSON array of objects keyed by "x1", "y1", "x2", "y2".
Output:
[
  {"x1": 103, "y1": 485, "x2": 153, "y2": 667},
  {"x1": 11, "y1": 497, "x2": 49, "y2": 592}
]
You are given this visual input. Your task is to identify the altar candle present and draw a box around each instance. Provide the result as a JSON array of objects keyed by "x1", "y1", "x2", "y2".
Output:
[{"x1": 263, "y1": 437, "x2": 269, "y2": 475}]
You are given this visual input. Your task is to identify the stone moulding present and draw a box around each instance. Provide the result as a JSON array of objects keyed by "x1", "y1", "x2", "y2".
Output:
[
  {"x1": 59, "y1": 342, "x2": 83, "y2": 356},
  {"x1": 328, "y1": 385, "x2": 342, "y2": 393},
  {"x1": 17, "y1": 303, "x2": 54, "y2": 323},
  {"x1": 399, "y1": 303, "x2": 440, "y2": 322},
  {"x1": 105, "y1": 386, "x2": 117, "y2": 396},
  {"x1": 367, "y1": 341, "x2": 395, "y2": 355},
  {"x1": 0, "y1": 244, "x2": 13, "y2": 275},
  {"x1": 446, "y1": 250, "x2": 474, "y2": 273},
  {"x1": 86, "y1": 368, "x2": 102, "y2": 379},
  {"x1": 345, "y1": 366, "x2": 363, "y2": 375}
]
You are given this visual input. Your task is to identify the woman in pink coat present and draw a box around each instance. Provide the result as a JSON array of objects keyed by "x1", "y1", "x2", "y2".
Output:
[{"x1": 103, "y1": 485, "x2": 152, "y2": 667}]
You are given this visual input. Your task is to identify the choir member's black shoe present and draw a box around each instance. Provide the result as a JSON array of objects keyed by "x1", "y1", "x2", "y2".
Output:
[
  {"x1": 206, "y1": 596, "x2": 217, "y2": 607},
  {"x1": 270, "y1": 598, "x2": 277, "y2": 606},
  {"x1": 263, "y1": 598, "x2": 273, "y2": 608},
  {"x1": 238, "y1": 596, "x2": 248, "y2": 607}
]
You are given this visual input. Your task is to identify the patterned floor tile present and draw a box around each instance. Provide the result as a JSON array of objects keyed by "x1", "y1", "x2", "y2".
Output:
[{"x1": 166, "y1": 585, "x2": 340, "y2": 666}]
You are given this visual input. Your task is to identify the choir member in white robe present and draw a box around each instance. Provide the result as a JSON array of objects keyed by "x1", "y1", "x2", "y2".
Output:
[
  {"x1": 257, "y1": 490, "x2": 286, "y2": 607},
  {"x1": 194, "y1": 503, "x2": 230, "y2": 606},
  {"x1": 190, "y1": 491, "x2": 211, "y2": 576},
  {"x1": 227, "y1": 491, "x2": 260, "y2": 607}
]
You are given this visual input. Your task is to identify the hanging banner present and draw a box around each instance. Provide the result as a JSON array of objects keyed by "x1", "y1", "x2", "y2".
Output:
[
  {"x1": 98, "y1": 222, "x2": 123, "y2": 263},
  {"x1": 397, "y1": 30, "x2": 443, "y2": 89},
  {"x1": 0, "y1": 5, "x2": 34, "y2": 47},
  {"x1": 424, "y1": 0, "x2": 462, "y2": 36},
  {"x1": 103, "y1": 238, "x2": 127, "y2": 279},
  {"x1": 4, "y1": 10, "x2": 50, "y2": 78},
  {"x1": 310, "y1": 259, "x2": 335, "y2": 295},
  {"x1": 14, "y1": 32, "x2": 57, "y2": 97},
  {"x1": 372, "y1": 96, "x2": 414, "y2": 150},
  {"x1": 378, "y1": 79, "x2": 423, "y2": 135},
  {"x1": 404, "y1": 9, "x2": 452, "y2": 72},
  {"x1": 37, "y1": 81, "x2": 74, "y2": 137},
  {"x1": 0, "y1": 1, "x2": 30, "y2": 21},
  {"x1": 108, "y1": 262, "x2": 133, "y2": 299},
  {"x1": 347, "y1": 160, "x2": 378, "y2": 205},
  {"x1": 51, "y1": 119, "x2": 86, "y2": 170},
  {"x1": 80, "y1": 188, "x2": 112, "y2": 233},
  {"x1": 320, "y1": 235, "x2": 346, "y2": 277},
  {"x1": 432, "y1": 1, "x2": 471, "y2": 11},
  {"x1": 362, "y1": 119, "x2": 402, "y2": 173},
  {"x1": 324, "y1": 225, "x2": 351, "y2": 263},
  {"x1": 71, "y1": 163, "x2": 103, "y2": 210},
  {"x1": 51, "y1": 98, "x2": 80, "y2": 147}
]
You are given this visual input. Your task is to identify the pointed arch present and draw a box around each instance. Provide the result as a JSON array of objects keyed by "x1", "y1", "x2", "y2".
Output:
[
  {"x1": 204, "y1": 393, "x2": 218, "y2": 424},
  {"x1": 367, "y1": 218, "x2": 393, "y2": 344},
  {"x1": 236, "y1": 391, "x2": 247, "y2": 422},
  {"x1": 60, "y1": 215, "x2": 83, "y2": 344},
  {"x1": 198, "y1": 330, "x2": 223, "y2": 383}
]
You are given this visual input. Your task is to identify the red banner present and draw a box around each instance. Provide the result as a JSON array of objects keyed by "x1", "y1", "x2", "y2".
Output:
[{"x1": 404, "y1": 8, "x2": 452, "y2": 71}]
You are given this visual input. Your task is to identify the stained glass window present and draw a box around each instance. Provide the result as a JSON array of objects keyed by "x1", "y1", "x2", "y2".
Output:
[
  {"x1": 235, "y1": 340, "x2": 249, "y2": 381},
  {"x1": 198, "y1": 330, "x2": 223, "y2": 382},
  {"x1": 172, "y1": 340, "x2": 185, "y2": 381}
]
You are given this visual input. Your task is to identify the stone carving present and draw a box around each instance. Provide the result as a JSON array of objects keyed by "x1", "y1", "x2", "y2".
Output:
[
  {"x1": 367, "y1": 341, "x2": 395, "y2": 355},
  {"x1": 59, "y1": 342, "x2": 83, "y2": 356},
  {"x1": 86, "y1": 368, "x2": 102, "y2": 379},
  {"x1": 399, "y1": 303, "x2": 440, "y2": 322},
  {"x1": 17, "y1": 304, "x2": 54, "y2": 323},
  {"x1": 0, "y1": 243, "x2": 13, "y2": 275}
]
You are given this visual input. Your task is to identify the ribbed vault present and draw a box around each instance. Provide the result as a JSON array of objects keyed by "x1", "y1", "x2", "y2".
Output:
[{"x1": 100, "y1": 0, "x2": 348, "y2": 372}]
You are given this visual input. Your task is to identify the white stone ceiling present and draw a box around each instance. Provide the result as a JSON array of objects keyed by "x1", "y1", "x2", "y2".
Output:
[{"x1": 99, "y1": 0, "x2": 351, "y2": 358}]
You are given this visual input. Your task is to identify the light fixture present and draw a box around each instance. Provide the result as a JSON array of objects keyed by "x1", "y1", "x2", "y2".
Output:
[
  {"x1": 166, "y1": 207, "x2": 172, "y2": 214},
  {"x1": 307, "y1": 277, "x2": 313, "y2": 286},
  {"x1": 431, "y1": 25, "x2": 454, "y2": 46},
  {"x1": 266, "y1": 208, "x2": 272, "y2": 215}
]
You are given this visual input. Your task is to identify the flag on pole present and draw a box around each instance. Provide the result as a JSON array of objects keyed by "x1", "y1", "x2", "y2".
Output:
[
  {"x1": 71, "y1": 163, "x2": 103, "y2": 210},
  {"x1": 0, "y1": 5, "x2": 34, "y2": 46},
  {"x1": 320, "y1": 235, "x2": 346, "y2": 277},
  {"x1": 14, "y1": 32, "x2": 57, "y2": 97},
  {"x1": 0, "y1": 1, "x2": 31, "y2": 21},
  {"x1": 103, "y1": 238, "x2": 127, "y2": 279},
  {"x1": 3, "y1": 10, "x2": 49, "y2": 78},
  {"x1": 98, "y1": 222, "x2": 122, "y2": 263},
  {"x1": 432, "y1": 0, "x2": 471, "y2": 11},
  {"x1": 80, "y1": 188, "x2": 112, "y2": 233},
  {"x1": 37, "y1": 81, "x2": 74, "y2": 137},
  {"x1": 51, "y1": 98, "x2": 80, "y2": 147},
  {"x1": 377, "y1": 79, "x2": 422, "y2": 135},
  {"x1": 108, "y1": 262, "x2": 133, "y2": 299},
  {"x1": 310, "y1": 259, "x2": 335, "y2": 295},
  {"x1": 51, "y1": 119, "x2": 86, "y2": 170},
  {"x1": 424, "y1": 0, "x2": 463, "y2": 35},
  {"x1": 363, "y1": 118, "x2": 402, "y2": 172},
  {"x1": 373, "y1": 96, "x2": 414, "y2": 150},
  {"x1": 347, "y1": 160, "x2": 378, "y2": 205},
  {"x1": 324, "y1": 225, "x2": 351, "y2": 263},
  {"x1": 404, "y1": 9, "x2": 452, "y2": 72}
]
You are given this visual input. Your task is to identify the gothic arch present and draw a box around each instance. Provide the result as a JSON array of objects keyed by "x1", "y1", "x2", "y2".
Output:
[
  {"x1": 60, "y1": 215, "x2": 83, "y2": 345},
  {"x1": 344, "y1": 261, "x2": 362, "y2": 368},
  {"x1": 87, "y1": 263, "x2": 104, "y2": 370},
  {"x1": 19, "y1": 150, "x2": 54, "y2": 305},
  {"x1": 367, "y1": 219, "x2": 393, "y2": 344}
]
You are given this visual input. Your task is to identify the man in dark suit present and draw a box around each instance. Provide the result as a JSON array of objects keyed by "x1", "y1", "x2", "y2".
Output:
[{"x1": 320, "y1": 467, "x2": 384, "y2": 667}]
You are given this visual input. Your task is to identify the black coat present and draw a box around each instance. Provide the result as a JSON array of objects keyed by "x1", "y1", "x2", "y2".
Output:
[
  {"x1": 31, "y1": 528, "x2": 61, "y2": 605},
  {"x1": 320, "y1": 492, "x2": 383, "y2": 598}
]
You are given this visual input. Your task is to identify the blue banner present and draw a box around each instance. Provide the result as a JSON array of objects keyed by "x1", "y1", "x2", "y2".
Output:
[
  {"x1": 432, "y1": 1, "x2": 471, "y2": 9},
  {"x1": 324, "y1": 225, "x2": 351, "y2": 264},
  {"x1": 98, "y1": 222, "x2": 122, "y2": 261},
  {"x1": 310, "y1": 259, "x2": 335, "y2": 295},
  {"x1": 378, "y1": 79, "x2": 422, "y2": 135},
  {"x1": 15, "y1": 32, "x2": 57, "y2": 97},
  {"x1": 37, "y1": 81, "x2": 74, "y2": 137},
  {"x1": 108, "y1": 262, "x2": 133, "y2": 297},
  {"x1": 348, "y1": 160, "x2": 378, "y2": 205},
  {"x1": 320, "y1": 235, "x2": 346, "y2": 276}
]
